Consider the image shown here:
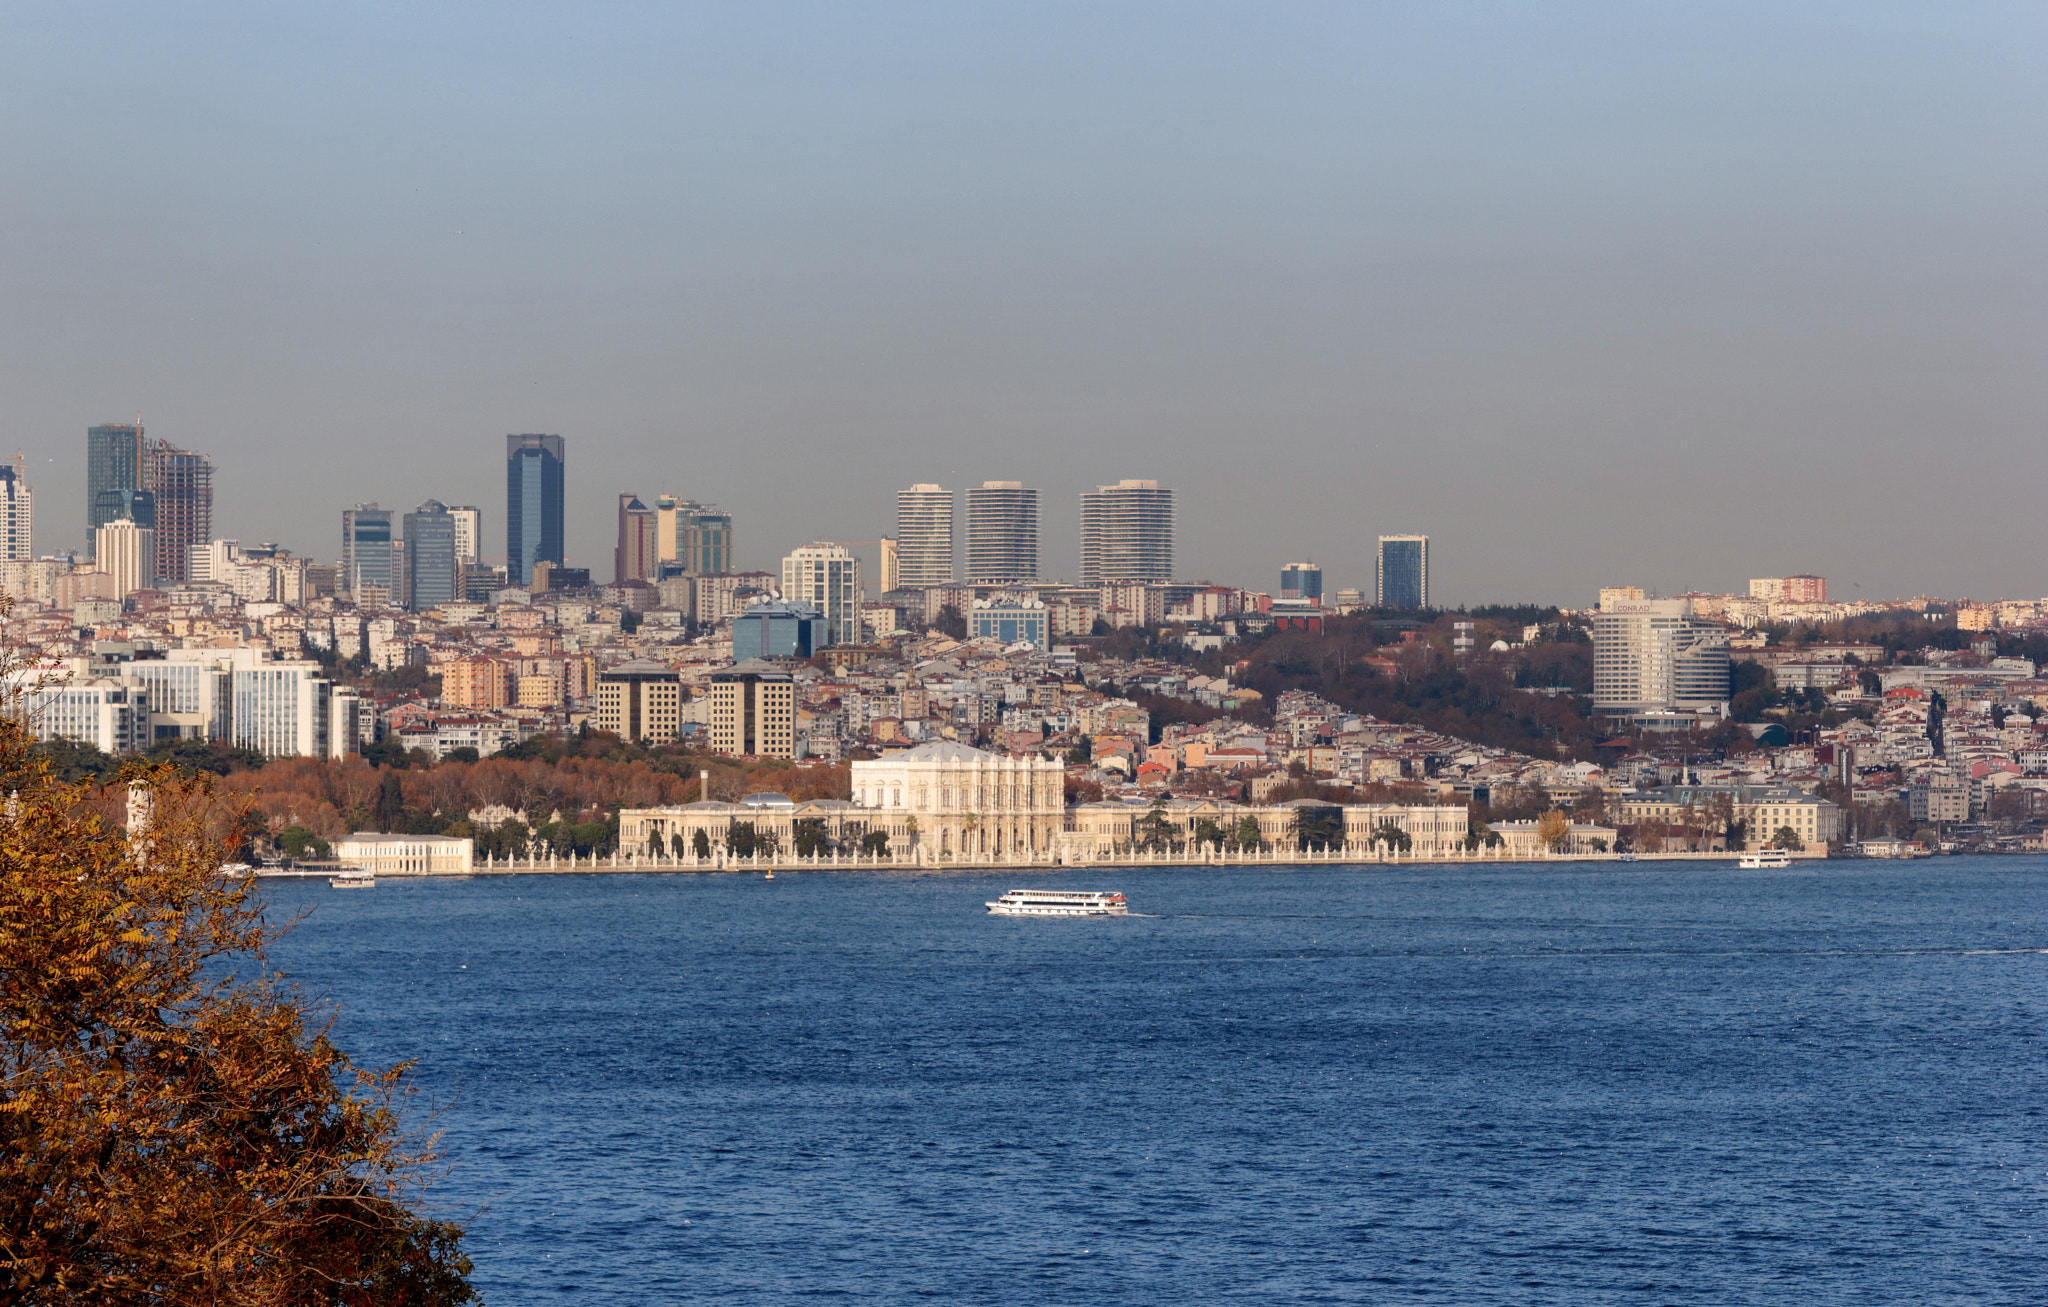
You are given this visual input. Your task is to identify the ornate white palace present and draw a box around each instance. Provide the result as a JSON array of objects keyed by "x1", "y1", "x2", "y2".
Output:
[
  {"x1": 617, "y1": 740, "x2": 1066, "y2": 861},
  {"x1": 848, "y1": 739, "x2": 1066, "y2": 858}
]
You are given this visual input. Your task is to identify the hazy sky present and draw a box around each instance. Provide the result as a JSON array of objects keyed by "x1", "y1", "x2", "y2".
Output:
[{"x1": 5, "y1": 2, "x2": 2043, "y2": 605}]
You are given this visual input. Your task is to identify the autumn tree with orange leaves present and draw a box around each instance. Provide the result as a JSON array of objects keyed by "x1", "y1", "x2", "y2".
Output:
[{"x1": 0, "y1": 706, "x2": 478, "y2": 1301}]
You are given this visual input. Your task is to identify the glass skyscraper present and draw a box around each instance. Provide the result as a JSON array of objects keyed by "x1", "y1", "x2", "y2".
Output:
[
  {"x1": 85, "y1": 423, "x2": 145, "y2": 559},
  {"x1": 342, "y1": 504, "x2": 395, "y2": 602},
  {"x1": 506, "y1": 434, "x2": 565, "y2": 587},
  {"x1": 1375, "y1": 535, "x2": 1429, "y2": 610},
  {"x1": 1280, "y1": 561, "x2": 1323, "y2": 603},
  {"x1": 404, "y1": 500, "x2": 460, "y2": 611}
]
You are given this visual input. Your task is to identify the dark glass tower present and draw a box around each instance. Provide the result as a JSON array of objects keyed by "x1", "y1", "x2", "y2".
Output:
[
  {"x1": 506, "y1": 434, "x2": 566, "y2": 587},
  {"x1": 342, "y1": 504, "x2": 395, "y2": 602},
  {"x1": 85, "y1": 423, "x2": 145, "y2": 559},
  {"x1": 403, "y1": 500, "x2": 460, "y2": 611},
  {"x1": 1375, "y1": 535, "x2": 1429, "y2": 610}
]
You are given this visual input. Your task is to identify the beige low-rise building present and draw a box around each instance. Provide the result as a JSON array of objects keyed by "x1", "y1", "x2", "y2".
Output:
[
  {"x1": 1057, "y1": 797, "x2": 1469, "y2": 862},
  {"x1": 332, "y1": 832, "x2": 475, "y2": 876}
]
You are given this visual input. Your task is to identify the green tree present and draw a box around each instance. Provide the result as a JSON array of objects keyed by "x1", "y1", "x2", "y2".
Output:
[
  {"x1": 1232, "y1": 814, "x2": 1263, "y2": 851},
  {"x1": 793, "y1": 818, "x2": 828, "y2": 858},
  {"x1": 726, "y1": 820, "x2": 759, "y2": 857},
  {"x1": 861, "y1": 829, "x2": 891, "y2": 856},
  {"x1": 692, "y1": 828, "x2": 712, "y2": 859},
  {"x1": 1191, "y1": 817, "x2": 1225, "y2": 850},
  {"x1": 373, "y1": 772, "x2": 405, "y2": 831},
  {"x1": 1370, "y1": 821, "x2": 1413, "y2": 854},
  {"x1": 1135, "y1": 798, "x2": 1175, "y2": 851},
  {"x1": 27, "y1": 737, "x2": 116, "y2": 784},
  {"x1": 1288, "y1": 803, "x2": 1344, "y2": 851},
  {"x1": 1770, "y1": 825, "x2": 1804, "y2": 851},
  {"x1": 275, "y1": 825, "x2": 331, "y2": 862}
]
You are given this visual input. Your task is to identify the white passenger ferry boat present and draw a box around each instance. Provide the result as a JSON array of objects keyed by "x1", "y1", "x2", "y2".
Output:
[
  {"x1": 1738, "y1": 850, "x2": 1794, "y2": 869},
  {"x1": 986, "y1": 889, "x2": 1128, "y2": 918}
]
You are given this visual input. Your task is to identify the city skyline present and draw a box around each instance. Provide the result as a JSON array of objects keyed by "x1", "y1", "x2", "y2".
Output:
[
  {"x1": 10, "y1": 423, "x2": 2036, "y2": 608},
  {"x1": 8, "y1": 7, "x2": 2043, "y2": 604}
]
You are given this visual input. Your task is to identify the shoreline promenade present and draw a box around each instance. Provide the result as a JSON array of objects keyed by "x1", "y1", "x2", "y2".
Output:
[{"x1": 271, "y1": 846, "x2": 1806, "y2": 878}]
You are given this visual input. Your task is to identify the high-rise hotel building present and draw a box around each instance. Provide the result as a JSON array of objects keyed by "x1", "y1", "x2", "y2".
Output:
[
  {"x1": 894, "y1": 484, "x2": 954, "y2": 587},
  {"x1": 506, "y1": 433, "x2": 566, "y2": 587},
  {"x1": 1079, "y1": 480, "x2": 1173, "y2": 585},
  {"x1": 1375, "y1": 535, "x2": 1429, "y2": 610},
  {"x1": 964, "y1": 481, "x2": 1039, "y2": 584},
  {"x1": 1592, "y1": 597, "x2": 1731, "y2": 724}
]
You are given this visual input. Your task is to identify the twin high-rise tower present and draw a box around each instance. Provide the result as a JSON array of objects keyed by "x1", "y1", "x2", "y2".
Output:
[
  {"x1": 84, "y1": 423, "x2": 213, "y2": 583},
  {"x1": 1078, "y1": 480, "x2": 1173, "y2": 585},
  {"x1": 889, "y1": 481, "x2": 1055, "y2": 588}
]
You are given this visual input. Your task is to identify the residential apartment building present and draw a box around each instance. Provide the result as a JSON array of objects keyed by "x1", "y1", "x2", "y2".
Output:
[
  {"x1": 1079, "y1": 480, "x2": 1173, "y2": 585},
  {"x1": 781, "y1": 543, "x2": 862, "y2": 646},
  {"x1": 96, "y1": 518, "x2": 154, "y2": 597},
  {"x1": 963, "y1": 481, "x2": 1039, "y2": 584},
  {"x1": 448, "y1": 505, "x2": 482, "y2": 566},
  {"x1": 895, "y1": 484, "x2": 954, "y2": 587},
  {"x1": 1750, "y1": 575, "x2": 1827, "y2": 604},
  {"x1": 0, "y1": 462, "x2": 31, "y2": 565}
]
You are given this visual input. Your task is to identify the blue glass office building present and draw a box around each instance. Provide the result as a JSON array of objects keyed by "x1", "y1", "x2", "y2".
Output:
[
  {"x1": 732, "y1": 600, "x2": 830, "y2": 661},
  {"x1": 506, "y1": 434, "x2": 565, "y2": 587},
  {"x1": 1375, "y1": 535, "x2": 1429, "y2": 610}
]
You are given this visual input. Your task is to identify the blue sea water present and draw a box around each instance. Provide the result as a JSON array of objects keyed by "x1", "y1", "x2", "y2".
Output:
[{"x1": 266, "y1": 858, "x2": 2048, "y2": 1305}]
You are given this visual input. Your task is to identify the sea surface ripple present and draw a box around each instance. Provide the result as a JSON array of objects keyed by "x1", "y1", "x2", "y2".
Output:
[{"x1": 267, "y1": 857, "x2": 2048, "y2": 1304}]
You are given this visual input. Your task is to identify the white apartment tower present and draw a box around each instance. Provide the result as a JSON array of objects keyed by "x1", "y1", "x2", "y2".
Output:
[
  {"x1": 964, "y1": 481, "x2": 1040, "y2": 584},
  {"x1": 1079, "y1": 480, "x2": 1173, "y2": 585},
  {"x1": 894, "y1": 484, "x2": 954, "y2": 587},
  {"x1": 0, "y1": 462, "x2": 30, "y2": 563},
  {"x1": 1592, "y1": 597, "x2": 1732, "y2": 722},
  {"x1": 781, "y1": 543, "x2": 863, "y2": 646},
  {"x1": 96, "y1": 518, "x2": 155, "y2": 598},
  {"x1": 447, "y1": 506, "x2": 482, "y2": 565}
]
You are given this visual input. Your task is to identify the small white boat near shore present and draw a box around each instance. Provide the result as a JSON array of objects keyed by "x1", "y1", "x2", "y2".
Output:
[
  {"x1": 329, "y1": 873, "x2": 377, "y2": 889},
  {"x1": 986, "y1": 889, "x2": 1127, "y2": 917},
  {"x1": 1738, "y1": 850, "x2": 1794, "y2": 869}
]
